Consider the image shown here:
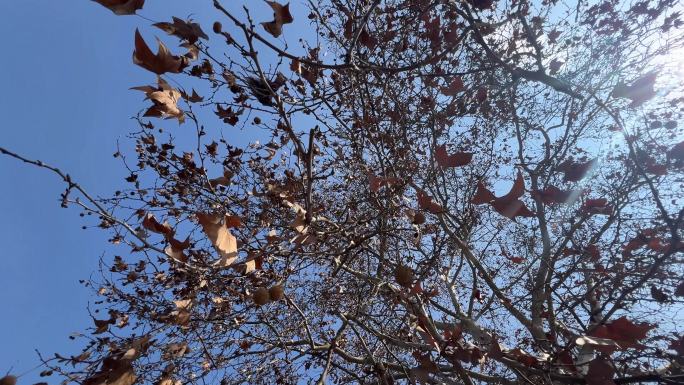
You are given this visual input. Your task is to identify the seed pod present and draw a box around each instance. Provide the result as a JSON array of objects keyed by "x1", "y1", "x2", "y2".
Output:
[
  {"x1": 394, "y1": 265, "x2": 414, "y2": 287},
  {"x1": 252, "y1": 287, "x2": 270, "y2": 306},
  {"x1": 212, "y1": 22, "x2": 222, "y2": 34},
  {"x1": 0, "y1": 375, "x2": 17, "y2": 385},
  {"x1": 412, "y1": 212, "x2": 426, "y2": 225},
  {"x1": 269, "y1": 285, "x2": 285, "y2": 301}
]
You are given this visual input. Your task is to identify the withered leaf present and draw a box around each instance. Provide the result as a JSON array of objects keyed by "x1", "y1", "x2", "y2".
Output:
[
  {"x1": 589, "y1": 316, "x2": 654, "y2": 349},
  {"x1": 472, "y1": 172, "x2": 534, "y2": 220},
  {"x1": 435, "y1": 144, "x2": 472, "y2": 168},
  {"x1": 182, "y1": 89, "x2": 204, "y2": 103},
  {"x1": 133, "y1": 29, "x2": 187, "y2": 75},
  {"x1": 612, "y1": 72, "x2": 657, "y2": 107},
  {"x1": 196, "y1": 213, "x2": 238, "y2": 267},
  {"x1": 154, "y1": 17, "x2": 208, "y2": 43},
  {"x1": 92, "y1": 0, "x2": 144, "y2": 15},
  {"x1": 262, "y1": 1, "x2": 294, "y2": 38},
  {"x1": 558, "y1": 158, "x2": 596, "y2": 182},
  {"x1": 82, "y1": 359, "x2": 136, "y2": 385},
  {"x1": 142, "y1": 213, "x2": 173, "y2": 235},
  {"x1": 132, "y1": 77, "x2": 185, "y2": 123},
  {"x1": 440, "y1": 77, "x2": 465, "y2": 96}
]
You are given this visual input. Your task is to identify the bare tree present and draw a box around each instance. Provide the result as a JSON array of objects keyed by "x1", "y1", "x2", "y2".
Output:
[{"x1": 2, "y1": 0, "x2": 684, "y2": 384}]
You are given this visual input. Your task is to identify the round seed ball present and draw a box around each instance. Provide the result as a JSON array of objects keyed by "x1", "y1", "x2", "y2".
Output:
[
  {"x1": 269, "y1": 285, "x2": 285, "y2": 301},
  {"x1": 212, "y1": 22, "x2": 222, "y2": 34},
  {"x1": 0, "y1": 375, "x2": 17, "y2": 385},
  {"x1": 394, "y1": 265, "x2": 414, "y2": 287},
  {"x1": 252, "y1": 287, "x2": 270, "y2": 306}
]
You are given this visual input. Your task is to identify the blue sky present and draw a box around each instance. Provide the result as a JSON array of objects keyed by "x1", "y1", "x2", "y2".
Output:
[{"x1": 0, "y1": 0, "x2": 293, "y2": 381}]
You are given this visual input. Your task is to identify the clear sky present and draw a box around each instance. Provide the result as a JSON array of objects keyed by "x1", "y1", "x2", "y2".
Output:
[{"x1": 0, "y1": 0, "x2": 285, "y2": 381}]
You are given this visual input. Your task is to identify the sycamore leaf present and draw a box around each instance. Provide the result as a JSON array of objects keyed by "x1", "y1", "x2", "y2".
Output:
[
  {"x1": 92, "y1": 0, "x2": 144, "y2": 15},
  {"x1": 133, "y1": 29, "x2": 187, "y2": 75},
  {"x1": 472, "y1": 171, "x2": 534, "y2": 220},
  {"x1": 583, "y1": 198, "x2": 613, "y2": 216},
  {"x1": 142, "y1": 213, "x2": 173, "y2": 235},
  {"x1": 93, "y1": 318, "x2": 110, "y2": 334},
  {"x1": 612, "y1": 72, "x2": 657, "y2": 107},
  {"x1": 83, "y1": 357, "x2": 137, "y2": 385},
  {"x1": 182, "y1": 89, "x2": 204, "y2": 103},
  {"x1": 531, "y1": 185, "x2": 578, "y2": 205},
  {"x1": 440, "y1": 77, "x2": 465, "y2": 96},
  {"x1": 416, "y1": 189, "x2": 445, "y2": 214},
  {"x1": 668, "y1": 140, "x2": 684, "y2": 166},
  {"x1": 368, "y1": 173, "x2": 401, "y2": 192},
  {"x1": 196, "y1": 213, "x2": 238, "y2": 267},
  {"x1": 675, "y1": 281, "x2": 684, "y2": 297},
  {"x1": 650, "y1": 285, "x2": 669, "y2": 303},
  {"x1": 586, "y1": 358, "x2": 616, "y2": 385},
  {"x1": 435, "y1": 144, "x2": 472, "y2": 168},
  {"x1": 471, "y1": 181, "x2": 496, "y2": 204},
  {"x1": 164, "y1": 236, "x2": 190, "y2": 263},
  {"x1": 262, "y1": 1, "x2": 294, "y2": 38},
  {"x1": 558, "y1": 158, "x2": 596, "y2": 182},
  {"x1": 468, "y1": 0, "x2": 495, "y2": 10},
  {"x1": 154, "y1": 17, "x2": 208, "y2": 43},
  {"x1": 132, "y1": 77, "x2": 185, "y2": 123},
  {"x1": 589, "y1": 316, "x2": 654, "y2": 349}
]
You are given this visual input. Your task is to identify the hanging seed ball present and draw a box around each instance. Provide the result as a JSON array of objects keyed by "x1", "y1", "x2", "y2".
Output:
[
  {"x1": 212, "y1": 21, "x2": 223, "y2": 34},
  {"x1": 394, "y1": 265, "x2": 414, "y2": 287},
  {"x1": 0, "y1": 375, "x2": 17, "y2": 385},
  {"x1": 269, "y1": 285, "x2": 285, "y2": 301},
  {"x1": 412, "y1": 212, "x2": 426, "y2": 225},
  {"x1": 252, "y1": 287, "x2": 270, "y2": 306}
]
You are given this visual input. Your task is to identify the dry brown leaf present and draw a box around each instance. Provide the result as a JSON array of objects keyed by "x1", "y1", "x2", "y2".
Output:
[
  {"x1": 83, "y1": 359, "x2": 136, "y2": 385},
  {"x1": 261, "y1": 1, "x2": 294, "y2": 38},
  {"x1": 154, "y1": 17, "x2": 208, "y2": 43},
  {"x1": 197, "y1": 213, "x2": 238, "y2": 267},
  {"x1": 92, "y1": 0, "x2": 144, "y2": 15},
  {"x1": 132, "y1": 77, "x2": 185, "y2": 123},
  {"x1": 142, "y1": 213, "x2": 173, "y2": 235},
  {"x1": 133, "y1": 29, "x2": 187, "y2": 74}
]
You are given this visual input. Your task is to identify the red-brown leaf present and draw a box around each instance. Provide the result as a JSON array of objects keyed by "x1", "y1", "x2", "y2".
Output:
[
  {"x1": 261, "y1": 1, "x2": 294, "y2": 38},
  {"x1": 133, "y1": 29, "x2": 186, "y2": 74},
  {"x1": 589, "y1": 317, "x2": 654, "y2": 349},
  {"x1": 558, "y1": 158, "x2": 596, "y2": 182},
  {"x1": 92, "y1": 0, "x2": 144, "y2": 15},
  {"x1": 435, "y1": 144, "x2": 473, "y2": 168}
]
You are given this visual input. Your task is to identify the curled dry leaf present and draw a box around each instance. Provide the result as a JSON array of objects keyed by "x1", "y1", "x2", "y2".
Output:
[
  {"x1": 440, "y1": 77, "x2": 465, "y2": 96},
  {"x1": 558, "y1": 158, "x2": 597, "y2": 182},
  {"x1": 133, "y1": 29, "x2": 188, "y2": 75},
  {"x1": 588, "y1": 316, "x2": 654, "y2": 349},
  {"x1": 262, "y1": 1, "x2": 294, "y2": 38},
  {"x1": 132, "y1": 77, "x2": 185, "y2": 123},
  {"x1": 531, "y1": 185, "x2": 579, "y2": 205},
  {"x1": 92, "y1": 0, "x2": 144, "y2": 15},
  {"x1": 435, "y1": 144, "x2": 473, "y2": 168},
  {"x1": 368, "y1": 173, "x2": 401, "y2": 193},
  {"x1": 142, "y1": 213, "x2": 173, "y2": 235},
  {"x1": 154, "y1": 17, "x2": 208, "y2": 43},
  {"x1": 471, "y1": 171, "x2": 535, "y2": 220},
  {"x1": 612, "y1": 72, "x2": 657, "y2": 107},
  {"x1": 416, "y1": 189, "x2": 445, "y2": 214},
  {"x1": 196, "y1": 212, "x2": 238, "y2": 267}
]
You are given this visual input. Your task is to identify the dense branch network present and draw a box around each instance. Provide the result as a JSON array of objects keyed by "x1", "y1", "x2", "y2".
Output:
[{"x1": 2, "y1": 0, "x2": 684, "y2": 384}]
